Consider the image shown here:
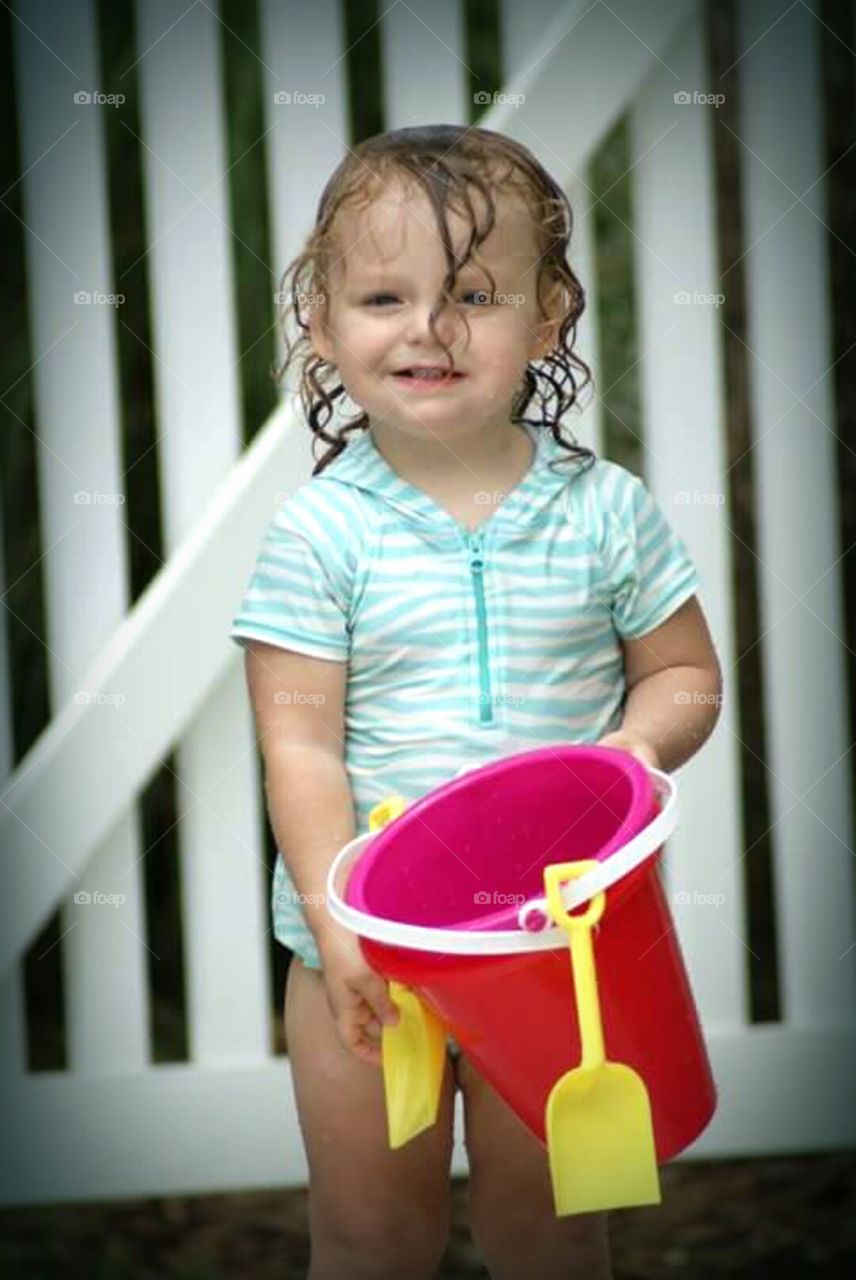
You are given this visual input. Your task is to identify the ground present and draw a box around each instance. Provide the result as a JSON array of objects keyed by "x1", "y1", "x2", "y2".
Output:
[{"x1": 1, "y1": 1153, "x2": 854, "y2": 1278}]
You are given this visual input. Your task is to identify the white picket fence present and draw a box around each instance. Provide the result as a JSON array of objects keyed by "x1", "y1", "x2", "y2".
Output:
[{"x1": 1, "y1": 0, "x2": 854, "y2": 1206}]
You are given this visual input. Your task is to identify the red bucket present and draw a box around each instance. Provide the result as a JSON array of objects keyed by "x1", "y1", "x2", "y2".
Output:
[{"x1": 328, "y1": 745, "x2": 716, "y2": 1161}]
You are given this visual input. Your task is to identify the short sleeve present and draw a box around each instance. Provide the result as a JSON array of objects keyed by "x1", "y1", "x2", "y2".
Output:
[
  {"x1": 229, "y1": 485, "x2": 353, "y2": 660},
  {"x1": 600, "y1": 464, "x2": 700, "y2": 638}
]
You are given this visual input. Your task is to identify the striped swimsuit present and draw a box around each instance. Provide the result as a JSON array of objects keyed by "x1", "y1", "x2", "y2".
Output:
[{"x1": 230, "y1": 420, "x2": 700, "y2": 970}]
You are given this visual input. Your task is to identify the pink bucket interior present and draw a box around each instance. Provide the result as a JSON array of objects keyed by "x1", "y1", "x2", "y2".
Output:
[{"x1": 345, "y1": 745, "x2": 654, "y2": 931}]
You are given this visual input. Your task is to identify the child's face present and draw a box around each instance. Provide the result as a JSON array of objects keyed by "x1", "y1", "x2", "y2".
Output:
[{"x1": 309, "y1": 176, "x2": 561, "y2": 445}]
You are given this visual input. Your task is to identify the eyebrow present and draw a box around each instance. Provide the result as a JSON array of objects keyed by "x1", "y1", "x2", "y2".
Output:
[{"x1": 346, "y1": 262, "x2": 511, "y2": 285}]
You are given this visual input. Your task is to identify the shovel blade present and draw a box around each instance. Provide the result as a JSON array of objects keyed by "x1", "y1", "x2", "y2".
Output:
[{"x1": 546, "y1": 1063, "x2": 661, "y2": 1216}]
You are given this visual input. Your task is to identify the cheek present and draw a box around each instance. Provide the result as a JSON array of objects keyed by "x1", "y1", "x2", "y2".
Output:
[
  {"x1": 477, "y1": 315, "x2": 535, "y2": 366},
  {"x1": 335, "y1": 316, "x2": 391, "y2": 368}
]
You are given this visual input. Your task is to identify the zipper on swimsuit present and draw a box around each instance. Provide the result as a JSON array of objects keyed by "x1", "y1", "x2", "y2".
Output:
[{"x1": 466, "y1": 530, "x2": 495, "y2": 725}]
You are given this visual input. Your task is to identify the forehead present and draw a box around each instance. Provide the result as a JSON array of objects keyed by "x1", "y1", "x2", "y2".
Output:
[{"x1": 328, "y1": 175, "x2": 539, "y2": 281}]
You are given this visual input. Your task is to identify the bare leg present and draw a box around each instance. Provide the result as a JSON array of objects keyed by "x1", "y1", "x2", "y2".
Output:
[
  {"x1": 285, "y1": 957, "x2": 457, "y2": 1279},
  {"x1": 457, "y1": 1052, "x2": 613, "y2": 1280}
]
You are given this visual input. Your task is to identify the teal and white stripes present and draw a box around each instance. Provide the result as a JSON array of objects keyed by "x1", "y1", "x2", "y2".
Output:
[{"x1": 231, "y1": 423, "x2": 700, "y2": 968}]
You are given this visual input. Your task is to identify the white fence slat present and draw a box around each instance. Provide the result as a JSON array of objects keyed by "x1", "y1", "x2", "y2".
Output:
[
  {"x1": 2, "y1": 1023, "x2": 854, "y2": 1204},
  {"x1": 260, "y1": 0, "x2": 349, "y2": 291},
  {"x1": 2, "y1": 0, "x2": 855, "y2": 1209},
  {"x1": 381, "y1": 0, "x2": 468, "y2": 129},
  {"x1": 135, "y1": 0, "x2": 241, "y2": 546},
  {"x1": 486, "y1": 0, "x2": 697, "y2": 181},
  {"x1": 695, "y1": 1026, "x2": 856, "y2": 1155},
  {"x1": 177, "y1": 664, "x2": 269, "y2": 1063},
  {"x1": 629, "y1": 8, "x2": 747, "y2": 1028},
  {"x1": 135, "y1": 0, "x2": 271, "y2": 1064},
  {"x1": 736, "y1": 0, "x2": 856, "y2": 1026},
  {"x1": 500, "y1": 0, "x2": 565, "y2": 84},
  {"x1": 12, "y1": 0, "x2": 149, "y2": 1073},
  {"x1": 0, "y1": 0, "x2": 701, "y2": 980},
  {"x1": 66, "y1": 813, "x2": 150, "y2": 1073},
  {"x1": 0, "y1": 509, "x2": 26, "y2": 1076},
  {"x1": 0, "y1": 407, "x2": 308, "y2": 980},
  {"x1": 567, "y1": 176, "x2": 603, "y2": 456},
  {"x1": 0, "y1": 1060, "x2": 305, "y2": 1205}
]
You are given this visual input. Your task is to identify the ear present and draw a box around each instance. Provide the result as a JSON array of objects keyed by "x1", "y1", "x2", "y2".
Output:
[
  {"x1": 528, "y1": 280, "x2": 565, "y2": 359},
  {"x1": 307, "y1": 305, "x2": 334, "y2": 363}
]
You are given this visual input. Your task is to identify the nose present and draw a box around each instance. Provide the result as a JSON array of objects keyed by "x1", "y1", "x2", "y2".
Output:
[{"x1": 404, "y1": 296, "x2": 465, "y2": 350}]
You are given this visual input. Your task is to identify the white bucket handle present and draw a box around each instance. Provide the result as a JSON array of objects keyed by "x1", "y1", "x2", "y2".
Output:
[
  {"x1": 325, "y1": 768, "x2": 678, "y2": 957},
  {"x1": 515, "y1": 767, "x2": 677, "y2": 929}
]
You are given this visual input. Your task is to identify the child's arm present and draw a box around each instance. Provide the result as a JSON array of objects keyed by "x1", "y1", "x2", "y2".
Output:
[
  {"x1": 599, "y1": 595, "x2": 722, "y2": 773},
  {"x1": 243, "y1": 639, "x2": 399, "y2": 1062}
]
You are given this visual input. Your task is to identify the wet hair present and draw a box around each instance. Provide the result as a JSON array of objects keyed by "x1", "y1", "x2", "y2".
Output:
[{"x1": 272, "y1": 123, "x2": 596, "y2": 477}]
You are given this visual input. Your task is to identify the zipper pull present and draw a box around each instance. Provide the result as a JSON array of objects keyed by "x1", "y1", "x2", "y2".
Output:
[{"x1": 468, "y1": 530, "x2": 485, "y2": 567}]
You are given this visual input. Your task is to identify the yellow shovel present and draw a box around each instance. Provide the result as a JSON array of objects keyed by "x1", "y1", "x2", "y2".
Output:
[
  {"x1": 367, "y1": 798, "x2": 448, "y2": 1150},
  {"x1": 543, "y1": 859, "x2": 661, "y2": 1216}
]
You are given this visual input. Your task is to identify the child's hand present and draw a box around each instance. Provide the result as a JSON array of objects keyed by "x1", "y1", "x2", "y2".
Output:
[
  {"x1": 317, "y1": 924, "x2": 400, "y2": 1067},
  {"x1": 596, "y1": 729, "x2": 661, "y2": 770}
]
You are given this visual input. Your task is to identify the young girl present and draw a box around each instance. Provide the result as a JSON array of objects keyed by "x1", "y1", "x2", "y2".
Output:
[{"x1": 231, "y1": 124, "x2": 721, "y2": 1280}]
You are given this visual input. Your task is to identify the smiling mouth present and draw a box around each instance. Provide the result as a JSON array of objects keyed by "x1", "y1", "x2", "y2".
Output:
[{"x1": 391, "y1": 367, "x2": 466, "y2": 387}]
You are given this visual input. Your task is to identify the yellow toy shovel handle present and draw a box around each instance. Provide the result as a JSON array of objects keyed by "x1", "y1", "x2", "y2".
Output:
[
  {"x1": 543, "y1": 860, "x2": 607, "y2": 1072},
  {"x1": 369, "y1": 796, "x2": 408, "y2": 832},
  {"x1": 367, "y1": 796, "x2": 448, "y2": 1148}
]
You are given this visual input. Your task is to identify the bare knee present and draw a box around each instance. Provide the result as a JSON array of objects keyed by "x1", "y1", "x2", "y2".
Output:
[
  {"x1": 469, "y1": 1193, "x2": 612, "y2": 1280},
  {"x1": 309, "y1": 1193, "x2": 451, "y2": 1278}
]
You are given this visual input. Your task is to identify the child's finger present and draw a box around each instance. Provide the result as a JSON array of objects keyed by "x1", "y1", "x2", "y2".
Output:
[
  {"x1": 362, "y1": 976, "x2": 401, "y2": 1027},
  {"x1": 337, "y1": 1013, "x2": 383, "y2": 1067}
]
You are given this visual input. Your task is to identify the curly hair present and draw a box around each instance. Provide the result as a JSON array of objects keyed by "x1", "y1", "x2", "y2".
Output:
[{"x1": 272, "y1": 123, "x2": 596, "y2": 477}]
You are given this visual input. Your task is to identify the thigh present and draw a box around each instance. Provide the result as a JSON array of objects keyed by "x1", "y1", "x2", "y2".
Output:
[
  {"x1": 284, "y1": 956, "x2": 457, "y2": 1249},
  {"x1": 457, "y1": 1052, "x2": 612, "y2": 1280}
]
